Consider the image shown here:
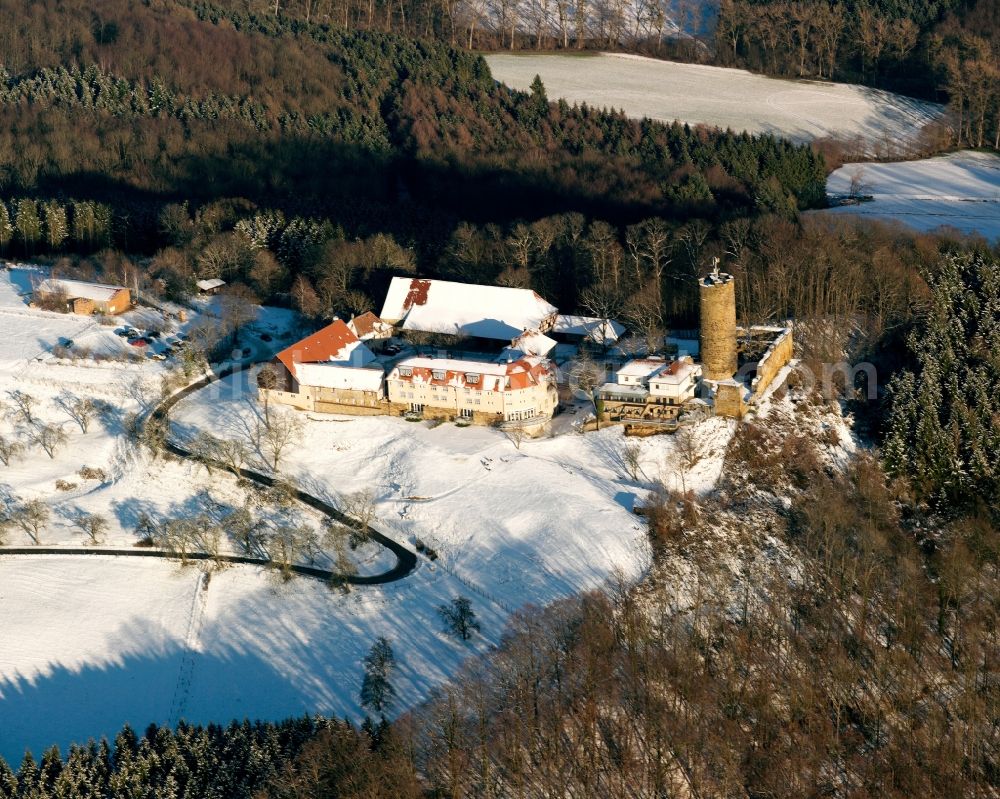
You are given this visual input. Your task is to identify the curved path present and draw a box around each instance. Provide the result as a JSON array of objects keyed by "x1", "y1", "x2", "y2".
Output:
[{"x1": 1, "y1": 357, "x2": 418, "y2": 586}]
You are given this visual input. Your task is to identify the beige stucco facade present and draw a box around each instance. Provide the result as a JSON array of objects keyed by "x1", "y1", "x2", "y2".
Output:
[{"x1": 386, "y1": 375, "x2": 557, "y2": 423}]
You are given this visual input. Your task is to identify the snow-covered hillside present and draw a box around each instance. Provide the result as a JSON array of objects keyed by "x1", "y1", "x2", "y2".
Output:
[
  {"x1": 0, "y1": 262, "x2": 737, "y2": 764},
  {"x1": 820, "y1": 150, "x2": 1000, "y2": 241},
  {"x1": 487, "y1": 52, "x2": 943, "y2": 148},
  {"x1": 0, "y1": 262, "x2": 863, "y2": 766}
]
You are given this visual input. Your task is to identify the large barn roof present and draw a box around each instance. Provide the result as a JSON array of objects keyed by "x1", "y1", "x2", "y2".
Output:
[
  {"x1": 276, "y1": 319, "x2": 376, "y2": 377},
  {"x1": 35, "y1": 278, "x2": 125, "y2": 302},
  {"x1": 379, "y1": 277, "x2": 558, "y2": 341}
]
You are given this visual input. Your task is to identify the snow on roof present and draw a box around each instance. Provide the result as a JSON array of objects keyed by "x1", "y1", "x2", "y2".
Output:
[
  {"x1": 616, "y1": 358, "x2": 667, "y2": 379},
  {"x1": 598, "y1": 382, "x2": 649, "y2": 398},
  {"x1": 294, "y1": 363, "x2": 385, "y2": 392},
  {"x1": 277, "y1": 319, "x2": 376, "y2": 377},
  {"x1": 511, "y1": 328, "x2": 557, "y2": 357},
  {"x1": 380, "y1": 277, "x2": 558, "y2": 341},
  {"x1": 649, "y1": 358, "x2": 701, "y2": 385},
  {"x1": 35, "y1": 278, "x2": 125, "y2": 302},
  {"x1": 348, "y1": 311, "x2": 391, "y2": 340},
  {"x1": 390, "y1": 355, "x2": 552, "y2": 392},
  {"x1": 196, "y1": 278, "x2": 226, "y2": 291},
  {"x1": 553, "y1": 315, "x2": 625, "y2": 343}
]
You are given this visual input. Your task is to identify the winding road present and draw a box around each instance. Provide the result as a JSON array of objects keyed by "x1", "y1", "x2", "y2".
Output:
[{"x1": 1, "y1": 354, "x2": 418, "y2": 586}]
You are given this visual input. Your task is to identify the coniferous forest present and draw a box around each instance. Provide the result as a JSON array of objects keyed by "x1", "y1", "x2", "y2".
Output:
[{"x1": 0, "y1": 1, "x2": 997, "y2": 796}]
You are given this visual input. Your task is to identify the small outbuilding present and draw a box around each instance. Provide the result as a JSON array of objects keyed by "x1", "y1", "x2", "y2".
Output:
[
  {"x1": 34, "y1": 278, "x2": 131, "y2": 316},
  {"x1": 196, "y1": 278, "x2": 227, "y2": 295}
]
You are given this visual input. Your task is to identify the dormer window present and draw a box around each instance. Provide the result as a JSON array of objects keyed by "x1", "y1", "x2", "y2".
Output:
[
  {"x1": 465, "y1": 373, "x2": 480, "y2": 384},
  {"x1": 399, "y1": 366, "x2": 412, "y2": 377},
  {"x1": 432, "y1": 369, "x2": 445, "y2": 380}
]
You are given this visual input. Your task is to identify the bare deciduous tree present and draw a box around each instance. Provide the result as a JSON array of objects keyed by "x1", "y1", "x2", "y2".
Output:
[
  {"x1": 6, "y1": 390, "x2": 36, "y2": 425},
  {"x1": 57, "y1": 394, "x2": 97, "y2": 433},
  {"x1": 268, "y1": 524, "x2": 312, "y2": 579},
  {"x1": 159, "y1": 516, "x2": 201, "y2": 564},
  {"x1": 73, "y1": 512, "x2": 109, "y2": 545},
  {"x1": 342, "y1": 489, "x2": 377, "y2": 547},
  {"x1": 218, "y1": 284, "x2": 260, "y2": 347},
  {"x1": 33, "y1": 423, "x2": 68, "y2": 459},
  {"x1": 567, "y1": 353, "x2": 605, "y2": 428},
  {"x1": 13, "y1": 499, "x2": 49, "y2": 544},
  {"x1": 622, "y1": 440, "x2": 644, "y2": 481},
  {"x1": 0, "y1": 434, "x2": 24, "y2": 466},
  {"x1": 256, "y1": 363, "x2": 281, "y2": 427},
  {"x1": 258, "y1": 411, "x2": 303, "y2": 471}
]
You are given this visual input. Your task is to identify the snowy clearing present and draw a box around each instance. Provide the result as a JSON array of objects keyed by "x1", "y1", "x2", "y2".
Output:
[
  {"x1": 818, "y1": 150, "x2": 1000, "y2": 241},
  {"x1": 0, "y1": 555, "x2": 507, "y2": 765},
  {"x1": 486, "y1": 52, "x2": 943, "y2": 147}
]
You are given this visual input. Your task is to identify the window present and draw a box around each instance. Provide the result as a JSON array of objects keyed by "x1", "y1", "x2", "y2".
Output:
[
  {"x1": 465, "y1": 373, "x2": 480, "y2": 384},
  {"x1": 460, "y1": 408, "x2": 473, "y2": 419},
  {"x1": 432, "y1": 369, "x2": 445, "y2": 380},
  {"x1": 399, "y1": 366, "x2": 412, "y2": 377}
]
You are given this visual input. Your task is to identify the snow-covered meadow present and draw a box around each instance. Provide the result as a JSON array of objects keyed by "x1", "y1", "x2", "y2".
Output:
[
  {"x1": 486, "y1": 52, "x2": 943, "y2": 148},
  {"x1": 819, "y1": 150, "x2": 1000, "y2": 241},
  {"x1": 171, "y1": 370, "x2": 736, "y2": 607}
]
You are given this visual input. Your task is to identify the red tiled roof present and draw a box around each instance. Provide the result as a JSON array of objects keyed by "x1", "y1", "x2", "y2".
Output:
[
  {"x1": 349, "y1": 311, "x2": 382, "y2": 338},
  {"x1": 392, "y1": 357, "x2": 552, "y2": 392},
  {"x1": 276, "y1": 320, "x2": 360, "y2": 374}
]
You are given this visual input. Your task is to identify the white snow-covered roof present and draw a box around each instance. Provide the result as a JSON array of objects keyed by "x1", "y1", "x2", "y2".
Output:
[
  {"x1": 294, "y1": 362, "x2": 385, "y2": 392},
  {"x1": 380, "y1": 277, "x2": 558, "y2": 341},
  {"x1": 329, "y1": 339, "x2": 376, "y2": 367},
  {"x1": 553, "y1": 315, "x2": 625, "y2": 343},
  {"x1": 616, "y1": 358, "x2": 667, "y2": 380},
  {"x1": 35, "y1": 279, "x2": 125, "y2": 302},
  {"x1": 197, "y1": 278, "x2": 226, "y2": 291},
  {"x1": 648, "y1": 359, "x2": 700, "y2": 385},
  {"x1": 598, "y1": 382, "x2": 649, "y2": 398},
  {"x1": 395, "y1": 356, "x2": 518, "y2": 377},
  {"x1": 511, "y1": 329, "x2": 557, "y2": 357}
]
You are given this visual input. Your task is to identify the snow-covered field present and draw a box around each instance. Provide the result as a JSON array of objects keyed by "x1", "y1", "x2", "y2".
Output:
[
  {"x1": 487, "y1": 52, "x2": 943, "y2": 148},
  {"x1": 819, "y1": 150, "x2": 1000, "y2": 241},
  {"x1": 0, "y1": 554, "x2": 510, "y2": 765},
  {"x1": 0, "y1": 263, "x2": 743, "y2": 764},
  {"x1": 172, "y1": 371, "x2": 736, "y2": 607}
]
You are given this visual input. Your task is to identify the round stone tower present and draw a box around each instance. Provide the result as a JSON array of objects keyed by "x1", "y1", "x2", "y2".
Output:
[{"x1": 699, "y1": 257, "x2": 738, "y2": 381}]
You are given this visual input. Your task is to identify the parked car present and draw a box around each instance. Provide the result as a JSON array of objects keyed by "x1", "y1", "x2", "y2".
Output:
[
  {"x1": 146, "y1": 330, "x2": 161, "y2": 339},
  {"x1": 58, "y1": 337, "x2": 74, "y2": 348},
  {"x1": 129, "y1": 338, "x2": 147, "y2": 348}
]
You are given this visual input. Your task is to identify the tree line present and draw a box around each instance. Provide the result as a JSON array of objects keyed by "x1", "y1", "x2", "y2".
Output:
[
  {"x1": 0, "y1": 198, "x2": 113, "y2": 256},
  {"x1": 715, "y1": 0, "x2": 1000, "y2": 148},
  {"x1": 0, "y1": 718, "x2": 331, "y2": 799}
]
